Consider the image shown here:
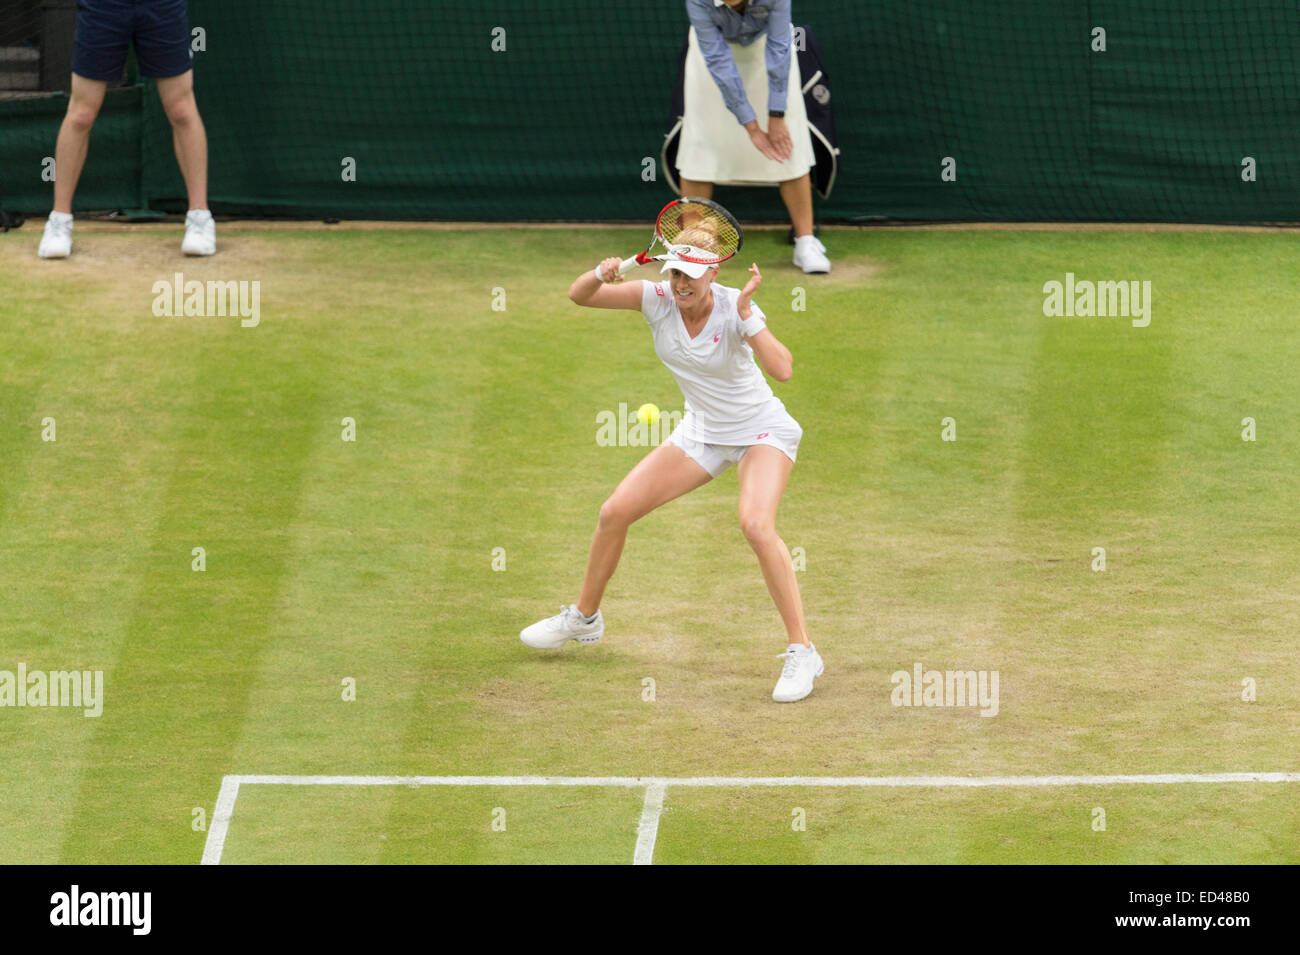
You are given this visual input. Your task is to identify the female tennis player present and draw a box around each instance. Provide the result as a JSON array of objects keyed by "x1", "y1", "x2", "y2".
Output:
[{"x1": 519, "y1": 253, "x2": 823, "y2": 702}]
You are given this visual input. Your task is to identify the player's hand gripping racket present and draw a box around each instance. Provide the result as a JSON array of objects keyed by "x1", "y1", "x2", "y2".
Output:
[{"x1": 617, "y1": 197, "x2": 743, "y2": 275}]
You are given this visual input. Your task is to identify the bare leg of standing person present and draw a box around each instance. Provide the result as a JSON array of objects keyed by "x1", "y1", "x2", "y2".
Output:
[
  {"x1": 157, "y1": 70, "x2": 216, "y2": 255},
  {"x1": 38, "y1": 74, "x2": 108, "y2": 258}
]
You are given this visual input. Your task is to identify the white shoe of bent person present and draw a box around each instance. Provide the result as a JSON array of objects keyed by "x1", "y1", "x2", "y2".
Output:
[
  {"x1": 182, "y1": 209, "x2": 216, "y2": 256},
  {"x1": 792, "y1": 234, "x2": 831, "y2": 274}
]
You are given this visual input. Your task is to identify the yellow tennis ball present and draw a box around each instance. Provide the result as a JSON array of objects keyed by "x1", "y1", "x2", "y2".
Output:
[{"x1": 636, "y1": 403, "x2": 661, "y2": 427}]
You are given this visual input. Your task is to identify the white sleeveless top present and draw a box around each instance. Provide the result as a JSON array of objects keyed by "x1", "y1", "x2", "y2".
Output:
[{"x1": 639, "y1": 279, "x2": 794, "y2": 444}]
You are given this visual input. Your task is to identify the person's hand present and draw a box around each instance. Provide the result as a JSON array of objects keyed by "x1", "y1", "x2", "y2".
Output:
[
  {"x1": 737, "y1": 262, "x2": 762, "y2": 316},
  {"x1": 744, "y1": 121, "x2": 785, "y2": 162},
  {"x1": 596, "y1": 256, "x2": 625, "y2": 283},
  {"x1": 767, "y1": 116, "x2": 793, "y2": 162}
]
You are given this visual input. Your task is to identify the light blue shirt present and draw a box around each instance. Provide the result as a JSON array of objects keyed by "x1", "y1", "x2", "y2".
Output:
[{"x1": 685, "y1": 0, "x2": 792, "y2": 126}]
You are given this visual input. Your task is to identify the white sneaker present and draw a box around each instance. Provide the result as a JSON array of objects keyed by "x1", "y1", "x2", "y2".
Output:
[
  {"x1": 520, "y1": 604, "x2": 604, "y2": 649},
  {"x1": 38, "y1": 212, "x2": 73, "y2": 258},
  {"x1": 182, "y1": 209, "x2": 216, "y2": 256},
  {"x1": 772, "y1": 642, "x2": 824, "y2": 702},
  {"x1": 793, "y1": 234, "x2": 830, "y2": 274}
]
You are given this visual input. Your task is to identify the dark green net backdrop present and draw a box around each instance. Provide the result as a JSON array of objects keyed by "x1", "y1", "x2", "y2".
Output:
[{"x1": 2, "y1": 1, "x2": 1298, "y2": 222}]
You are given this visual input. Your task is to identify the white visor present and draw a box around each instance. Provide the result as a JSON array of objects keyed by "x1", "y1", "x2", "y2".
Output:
[{"x1": 660, "y1": 257, "x2": 713, "y2": 279}]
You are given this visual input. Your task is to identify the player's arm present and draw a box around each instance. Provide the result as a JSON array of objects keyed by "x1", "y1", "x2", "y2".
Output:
[
  {"x1": 569, "y1": 257, "x2": 644, "y2": 309},
  {"x1": 746, "y1": 326, "x2": 793, "y2": 382},
  {"x1": 737, "y1": 263, "x2": 793, "y2": 382}
]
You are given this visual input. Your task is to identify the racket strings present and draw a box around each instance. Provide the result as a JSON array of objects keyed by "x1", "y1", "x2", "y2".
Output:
[{"x1": 657, "y1": 203, "x2": 741, "y2": 263}]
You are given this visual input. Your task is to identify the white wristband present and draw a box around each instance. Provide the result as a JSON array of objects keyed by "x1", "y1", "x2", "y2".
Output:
[
  {"x1": 592, "y1": 264, "x2": 607, "y2": 284},
  {"x1": 740, "y1": 313, "x2": 767, "y2": 337}
]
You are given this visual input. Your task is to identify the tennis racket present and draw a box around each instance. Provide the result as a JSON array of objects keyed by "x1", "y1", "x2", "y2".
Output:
[{"x1": 617, "y1": 197, "x2": 743, "y2": 275}]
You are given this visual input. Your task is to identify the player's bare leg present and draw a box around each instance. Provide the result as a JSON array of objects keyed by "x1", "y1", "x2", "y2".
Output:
[
  {"x1": 576, "y1": 440, "x2": 713, "y2": 616},
  {"x1": 737, "y1": 444, "x2": 809, "y2": 646},
  {"x1": 51, "y1": 74, "x2": 108, "y2": 213},
  {"x1": 155, "y1": 71, "x2": 208, "y2": 210}
]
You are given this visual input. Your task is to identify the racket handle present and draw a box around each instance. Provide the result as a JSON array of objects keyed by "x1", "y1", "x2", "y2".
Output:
[{"x1": 617, "y1": 255, "x2": 643, "y2": 275}]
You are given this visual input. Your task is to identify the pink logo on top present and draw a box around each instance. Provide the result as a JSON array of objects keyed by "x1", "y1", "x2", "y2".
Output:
[
  {"x1": 757, "y1": 432, "x2": 769, "y2": 439},
  {"x1": 713, "y1": 334, "x2": 720, "y2": 342},
  {"x1": 654, "y1": 285, "x2": 665, "y2": 296}
]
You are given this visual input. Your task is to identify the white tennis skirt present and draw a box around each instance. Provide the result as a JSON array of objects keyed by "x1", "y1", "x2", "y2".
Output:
[{"x1": 677, "y1": 25, "x2": 815, "y2": 186}]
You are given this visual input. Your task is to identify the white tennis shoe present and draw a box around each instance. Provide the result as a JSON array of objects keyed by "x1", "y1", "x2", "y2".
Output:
[
  {"x1": 182, "y1": 209, "x2": 216, "y2": 256},
  {"x1": 38, "y1": 212, "x2": 73, "y2": 259},
  {"x1": 520, "y1": 604, "x2": 604, "y2": 649},
  {"x1": 793, "y1": 234, "x2": 831, "y2": 274},
  {"x1": 772, "y1": 642, "x2": 824, "y2": 702}
]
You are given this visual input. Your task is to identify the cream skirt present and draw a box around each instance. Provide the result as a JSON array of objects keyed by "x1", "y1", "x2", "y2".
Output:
[{"x1": 677, "y1": 25, "x2": 815, "y2": 185}]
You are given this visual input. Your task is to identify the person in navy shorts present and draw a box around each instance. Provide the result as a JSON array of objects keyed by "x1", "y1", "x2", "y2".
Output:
[{"x1": 38, "y1": 0, "x2": 215, "y2": 258}]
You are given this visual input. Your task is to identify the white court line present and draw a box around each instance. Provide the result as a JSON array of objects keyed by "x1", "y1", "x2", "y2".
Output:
[
  {"x1": 200, "y1": 775, "x2": 242, "y2": 866},
  {"x1": 223, "y1": 772, "x2": 1300, "y2": 788},
  {"x1": 200, "y1": 771, "x2": 1300, "y2": 865},
  {"x1": 633, "y1": 783, "x2": 666, "y2": 866}
]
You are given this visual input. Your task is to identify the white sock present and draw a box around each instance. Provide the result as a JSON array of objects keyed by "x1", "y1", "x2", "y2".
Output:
[
  {"x1": 187, "y1": 208, "x2": 212, "y2": 220},
  {"x1": 49, "y1": 210, "x2": 73, "y2": 224}
]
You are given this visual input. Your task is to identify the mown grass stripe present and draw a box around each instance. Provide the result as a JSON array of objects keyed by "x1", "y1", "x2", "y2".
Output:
[{"x1": 59, "y1": 335, "x2": 323, "y2": 862}]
